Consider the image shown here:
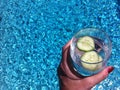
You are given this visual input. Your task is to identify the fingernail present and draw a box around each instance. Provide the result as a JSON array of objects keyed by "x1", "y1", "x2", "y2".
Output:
[{"x1": 108, "y1": 67, "x2": 114, "y2": 73}]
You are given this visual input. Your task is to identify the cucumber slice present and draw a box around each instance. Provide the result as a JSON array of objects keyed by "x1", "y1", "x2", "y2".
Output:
[
  {"x1": 77, "y1": 36, "x2": 95, "y2": 51},
  {"x1": 96, "y1": 55, "x2": 103, "y2": 70},
  {"x1": 81, "y1": 51, "x2": 103, "y2": 71},
  {"x1": 81, "y1": 51, "x2": 99, "y2": 63},
  {"x1": 98, "y1": 55, "x2": 103, "y2": 62}
]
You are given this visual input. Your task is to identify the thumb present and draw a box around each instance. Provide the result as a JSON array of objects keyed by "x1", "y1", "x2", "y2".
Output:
[{"x1": 85, "y1": 66, "x2": 114, "y2": 88}]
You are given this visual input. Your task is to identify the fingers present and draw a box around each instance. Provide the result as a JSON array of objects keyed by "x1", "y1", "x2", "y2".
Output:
[
  {"x1": 61, "y1": 39, "x2": 84, "y2": 79},
  {"x1": 62, "y1": 40, "x2": 72, "y2": 52},
  {"x1": 84, "y1": 66, "x2": 114, "y2": 88},
  {"x1": 61, "y1": 40, "x2": 71, "y2": 62}
]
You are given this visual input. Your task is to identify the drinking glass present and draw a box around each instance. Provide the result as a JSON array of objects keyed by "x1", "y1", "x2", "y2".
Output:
[{"x1": 70, "y1": 28, "x2": 112, "y2": 76}]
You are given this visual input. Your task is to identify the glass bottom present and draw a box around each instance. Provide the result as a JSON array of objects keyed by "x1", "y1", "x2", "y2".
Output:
[{"x1": 72, "y1": 60, "x2": 105, "y2": 76}]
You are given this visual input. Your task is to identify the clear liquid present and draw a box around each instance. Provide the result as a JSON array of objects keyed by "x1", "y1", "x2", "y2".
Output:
[{"x1": 70, "y1": 37, "x2": 109, "y2": 76}]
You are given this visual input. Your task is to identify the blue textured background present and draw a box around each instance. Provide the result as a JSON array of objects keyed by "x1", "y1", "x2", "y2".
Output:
[{"x1": 0, "y1": 0, "x2": 120, "y2": 90}]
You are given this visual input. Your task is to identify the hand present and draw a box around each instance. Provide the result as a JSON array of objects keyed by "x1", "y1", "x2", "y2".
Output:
[{"x1": 57, "y1": 40, "x2": 114, "y2": 90}]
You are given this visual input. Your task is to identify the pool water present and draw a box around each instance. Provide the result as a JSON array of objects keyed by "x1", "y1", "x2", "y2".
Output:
[{"x1": 0, "y1": 0, "x2": 120, "y2": 90}]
